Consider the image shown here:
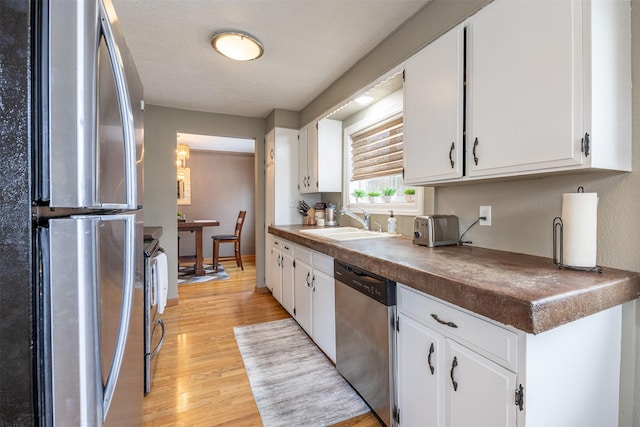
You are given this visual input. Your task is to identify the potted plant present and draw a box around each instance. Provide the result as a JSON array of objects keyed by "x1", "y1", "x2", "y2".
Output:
[
  {"x1": 367, "y1": 191, "x2": 381, "y2": 203},
  {"x1": 404, "y1": 188, "x2": 415, "y2": 202},
  {"x1": 381, "y1": 187, "x2": 397, "y2": 203},
  {"x1": 352, "y1": 188, "x2": 366, "y2": 202}
]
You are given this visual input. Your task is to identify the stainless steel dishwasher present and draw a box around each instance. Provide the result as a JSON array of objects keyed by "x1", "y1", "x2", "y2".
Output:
[{"x1": 334, "y1": 260, "x2": 397, "y2": 427}]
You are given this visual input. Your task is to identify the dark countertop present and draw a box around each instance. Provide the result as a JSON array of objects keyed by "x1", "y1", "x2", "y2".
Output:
[
  {"x1": 143, "y1": 226, "x2": 163, "y2": 241},
  {"x1": 269, "y1": 225, "x2": 640, "y2": 334}
]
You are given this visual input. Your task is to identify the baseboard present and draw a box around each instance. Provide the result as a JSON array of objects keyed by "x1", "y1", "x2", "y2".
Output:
[
  {"x1": 254, "y1": 286, "x2": 270, "y2": 294},
  {"x1": 166, "y1": 297, "x2": 179, "y2": 307}
]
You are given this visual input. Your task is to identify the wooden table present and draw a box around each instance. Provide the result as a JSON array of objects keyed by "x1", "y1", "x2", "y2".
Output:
[{"x1": 178, "y1": 220, "x2": 220, "y2": 276}]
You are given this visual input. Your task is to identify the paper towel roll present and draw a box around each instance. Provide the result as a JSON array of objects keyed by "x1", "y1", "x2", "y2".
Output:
[{"x1": 561, "y1": 192, "x2": 598, "y2": 267}]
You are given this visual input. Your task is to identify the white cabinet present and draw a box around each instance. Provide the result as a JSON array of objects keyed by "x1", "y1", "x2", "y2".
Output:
[
  {"x1": 266, "y1": 235, "x2": 281, "y2": 301},
  {"x1": 447, "y1": 340, "x2": 516, "y2": 427},
  {"x1": 397, "y1": 314, "x2": 445, "y2": 427},
  {"x1": 466, "y1": 0, "x2": 580, "y2": 177},
  {"x1": 310, "y1": 252, "x2": 335, "y2": 361},
  {"x1": 397, "y1": 285, "x2": 517, "y2": 427},
  {"x1": 267, "y1": 237, "x2": 295, "y2": 314},
  {"x1": 403, "y1": 23, "x2": 464, "y2": 184},
  {"x1": 298, "y1": 119, "x2": 342, "y2": 193},
  {"x1": 293, "y1": 246, "x2": 313, "y2": 334},
  {"x1": 289, "y1": 243, "x2": 336, "y2": 361},
  {"x1": 397, "y1": 284, "x2": 623, "y2": 427},
  {"x1": 280, "y1": 241, "x2": 295, "y2": 316},
  {"x1": 402, "y1": 0, "x2": 631, "y2": 185},
  {"x1": 265, "y1": 128, "x2": 299, "y2": 227}
]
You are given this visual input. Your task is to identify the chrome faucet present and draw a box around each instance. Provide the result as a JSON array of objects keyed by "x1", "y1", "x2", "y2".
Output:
[{"x1": 340, "y1": 205, "x2": 370, "y2": 230}]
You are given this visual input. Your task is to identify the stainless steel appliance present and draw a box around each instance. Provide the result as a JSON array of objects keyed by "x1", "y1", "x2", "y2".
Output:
[
  {"x1": 334, "y1": 260, "x2": 397, "y2": 427},
  {"x1": 144, "y1": 238, "x2": 166, "y2": 394},
  {"x1": 413, "y1": 215, "x2": 460, "y2": 247},
  {"x1": 0, "y1": 0, "x2": 144, "y2": 424}
]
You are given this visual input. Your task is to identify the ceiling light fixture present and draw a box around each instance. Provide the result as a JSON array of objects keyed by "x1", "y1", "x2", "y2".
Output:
[
  {"x1": 211, "y1": 31, "x2": 264, "y2": 61},
  {"x1": 176, "y1": 143, "x2": 190, "y2": 168},
  {"x1": 355, "y1": 94, "x2": 374, "y2": 105}
]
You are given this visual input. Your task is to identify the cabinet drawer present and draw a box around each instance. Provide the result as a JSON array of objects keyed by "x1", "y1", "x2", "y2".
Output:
[
  {"x1": 312, "y1": 252, "x2": 333, "y2": 275},
  {"x1": 398, "y1": 284, "x2": 518, "y2": 372},
  {"x1": 275, "y1": 239, "x2": 295, "y2": 257},
  {"x1": 295, "y1": 245, "x2": 312, "y2": 264}
]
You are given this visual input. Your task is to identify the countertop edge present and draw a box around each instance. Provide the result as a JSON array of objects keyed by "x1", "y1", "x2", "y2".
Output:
[{"x1": 269, "y1": 225, "x2": 640, "y2": 335}]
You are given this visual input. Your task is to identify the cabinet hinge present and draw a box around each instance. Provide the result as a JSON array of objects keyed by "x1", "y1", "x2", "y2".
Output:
[
  {"x1": 515, "y1": 384, "x2": 524, "y2": 411},
  {"x1": 396, "y1": 316, "x2": 400, "y2": 332},
  {"x1": 293, "y1": 307, "x2": 297, "y2": 316},
  {"x1": 393, "y1": 407, "x2": 400, "y2": 424},
  {"x1": 402, "y1": 69, "x2": 405, "y2": 82},
  {"x1": 293, "y1": 259, "x2": 296, "y2": 268}
]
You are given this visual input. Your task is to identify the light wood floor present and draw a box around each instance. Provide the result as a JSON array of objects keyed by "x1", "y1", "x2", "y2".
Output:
[{"x1": 143, "y1": 258, "x2": 381, "y2": 426}]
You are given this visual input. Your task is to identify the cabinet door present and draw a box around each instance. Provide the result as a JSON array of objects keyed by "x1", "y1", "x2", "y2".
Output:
[
  {"x1": 403, "y1": 24, "x2": 464, "y2": 184},
  {"x1": 293, "y1": 259, "x2": 313, "y2": 333},
  {"x1": 298, "y1": 125, "x2": 310, "y2": 193},
  {"x1": 273, "y1": 128, "x2": 299, "y2": 225},
  {"x1": 447, "y1": 340, "x2": 516, "y2": 427},
  {"x1": 467, "y1": 0, "x2": 582, "y2": 178},
  {"x1": 397, "y1": 314, "x2": 445, "y2": 427},
  {"x1": 311, "y1": 269, "x2": 335, "y2": 361},
  {"x1": 281, "y1": 251, "x2": 295, "y2": 316},
  {"x1": 265, "y1": 129, "x2": 275, "y2": 166},
  {"x1": 307, "y1": 122, "x2": 319, "y2": 192},
  {"x1": 267, "y1": 240, "x2": 282, "y2": 302},
  {"x1": 316, "y1": 119, "x2": 342, "y2": 192}
]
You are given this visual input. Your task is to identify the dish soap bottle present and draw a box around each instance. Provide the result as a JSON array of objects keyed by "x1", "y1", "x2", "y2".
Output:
[{"x1": 387, "y1": 210, "x2": 397, "y2": 234}]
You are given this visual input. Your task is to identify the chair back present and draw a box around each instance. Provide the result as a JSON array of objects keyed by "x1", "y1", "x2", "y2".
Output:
[{"x1": 234, "y1": 211, "x2": 247, "y2": 238}]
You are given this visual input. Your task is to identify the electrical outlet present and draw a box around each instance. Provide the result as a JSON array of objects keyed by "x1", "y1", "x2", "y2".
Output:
[
  {"x1": 289, "y1": 199, "x2": 297, "y2": 207},
  {"x1": 479, "y1": 206, "x2": 491, "y2": 226}
]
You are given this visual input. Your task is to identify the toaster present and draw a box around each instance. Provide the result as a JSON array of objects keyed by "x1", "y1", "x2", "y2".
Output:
[{"x1": 413, "y1": 215, "x2": 459, "y2": 247}]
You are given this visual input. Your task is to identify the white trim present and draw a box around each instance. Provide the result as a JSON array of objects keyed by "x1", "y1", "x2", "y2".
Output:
[{"x1": 342, "y1": 90, "x2": 423, "y2": 216}]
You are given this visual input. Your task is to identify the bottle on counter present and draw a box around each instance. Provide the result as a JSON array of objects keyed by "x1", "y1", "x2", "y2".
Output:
[{"x1": 387, "y1": 210, "x2": 397, "y2": 234}]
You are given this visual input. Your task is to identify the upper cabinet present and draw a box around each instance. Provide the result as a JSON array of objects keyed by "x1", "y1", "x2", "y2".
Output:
[
  {"x1": 298, "y1": 119, "x2": 342, "y2": 193},
  {"x1": 403, "y1": 0, "x2": 631, "y2": 185},
  {"x1": 404, "y1": 23, "x2": 464, "y2": 184}
]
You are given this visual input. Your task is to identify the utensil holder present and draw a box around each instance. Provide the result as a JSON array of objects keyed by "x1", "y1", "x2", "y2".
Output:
[{"x1": 553, "y1": 217, "x2": 602, "y2": 273}]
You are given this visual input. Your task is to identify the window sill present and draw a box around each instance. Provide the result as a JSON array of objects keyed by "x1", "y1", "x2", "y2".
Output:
[{"x1": 347, "y1": 200, "x2": 423, "y2": 216}]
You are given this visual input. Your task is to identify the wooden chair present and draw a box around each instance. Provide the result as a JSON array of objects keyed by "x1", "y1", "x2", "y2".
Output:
[{"x1": 211, "y1": 210, "x2": 246, "y2": 272}]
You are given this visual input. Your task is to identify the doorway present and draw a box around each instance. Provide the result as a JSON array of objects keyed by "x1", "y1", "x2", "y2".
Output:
[{"x1": 175, "y1": 133, "x2": 256, "y2": 264}]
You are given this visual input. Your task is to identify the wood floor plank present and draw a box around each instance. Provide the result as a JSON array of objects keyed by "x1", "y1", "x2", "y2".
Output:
[{"x1": 143, "y1": 259, "x2": 381, "y2": 426}]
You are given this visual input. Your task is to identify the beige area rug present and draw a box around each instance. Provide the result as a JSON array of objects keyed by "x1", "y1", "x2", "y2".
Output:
[{"x1": 234, "y1": 318, "x2": 370, "y2": 427}]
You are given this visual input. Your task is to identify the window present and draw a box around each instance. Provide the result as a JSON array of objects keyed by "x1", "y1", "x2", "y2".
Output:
[{"x1": 343, "y1": 91, "x2": 423, "y2": 216}]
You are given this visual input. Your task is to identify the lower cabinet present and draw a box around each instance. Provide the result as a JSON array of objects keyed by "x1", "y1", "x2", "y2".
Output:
[
  {"x1": 292, "y1": 245, "x2": 336, "y2": 361},
  {"x1": 268, "y1": 237, "x2": 336, "y2": 362},
  {"x1": 397, "y1": 284, "x2": 623, "y2": 427},
  {"x1": 310, "y1": 253, "x2": 335, "y2": 361},
  {"x1": 267, "y1": 237, "x2": 295, "y2": 315},
  {"x1": 398, "y1": 313, "x2": 516, "y2": 427},
  {"x1": 293, "y1": 250, "x2": 313, "y2": 334}
]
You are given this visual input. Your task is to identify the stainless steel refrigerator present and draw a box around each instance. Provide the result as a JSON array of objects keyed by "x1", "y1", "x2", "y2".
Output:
[{"x1": 0, "y1": 0, "x2": 144, "y2": 425}]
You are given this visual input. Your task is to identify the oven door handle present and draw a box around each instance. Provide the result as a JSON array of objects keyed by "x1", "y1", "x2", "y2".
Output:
[{"x1": 150, "y1": 319, "x2": 165, "y2": 358}]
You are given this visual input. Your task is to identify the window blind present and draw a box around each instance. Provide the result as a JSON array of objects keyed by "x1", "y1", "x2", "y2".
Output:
[{"x1": 350, "y1": 117, "x2": 403, "y2": 181}]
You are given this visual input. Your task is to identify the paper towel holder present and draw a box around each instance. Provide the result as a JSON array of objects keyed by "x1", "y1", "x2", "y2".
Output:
[{"x1": 553, "y1": 217, "x2": 603, "y2": 273}]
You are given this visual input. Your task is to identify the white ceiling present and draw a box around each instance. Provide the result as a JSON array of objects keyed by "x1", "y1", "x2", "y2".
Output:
[{"x1": 111, "y1": 0, "x2": 428, "y2": 119}]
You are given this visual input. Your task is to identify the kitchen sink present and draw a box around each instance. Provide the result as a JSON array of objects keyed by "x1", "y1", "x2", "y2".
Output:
[{"x1": 299, "y1": 227, "x2": 398, "y2": 241}]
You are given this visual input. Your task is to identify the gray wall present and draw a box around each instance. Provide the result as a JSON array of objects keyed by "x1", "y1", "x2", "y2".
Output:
[
  {"x1": 144, "y1": 105, "x2": 266, "y2": 300},
  {"x1": 177, "y1": 150, "x2": 256, "y2": 260}
]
